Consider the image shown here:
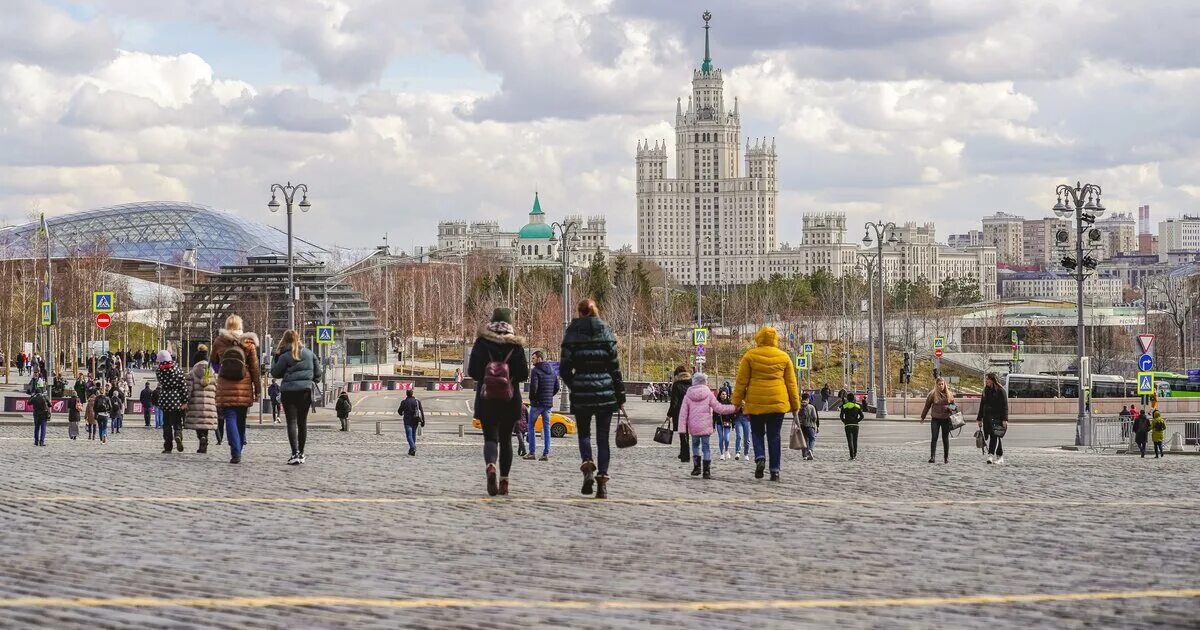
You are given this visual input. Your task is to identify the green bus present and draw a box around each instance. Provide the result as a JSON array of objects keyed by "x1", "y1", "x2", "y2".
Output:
[{"x1": 1146, "y1": 371, "x2": 1200, "y2": 398}]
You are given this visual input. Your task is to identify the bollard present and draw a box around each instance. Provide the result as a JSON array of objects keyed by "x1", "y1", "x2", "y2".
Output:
[
  {"x1": 458, "y1": 424, "x2": 465, "y2": 437},
  {"x1": 376, "y1": 421, "x2": 382, "y2": 435},
  {"x1": 1169, "y1": 431, "x2": 1184, "y2": 452}
]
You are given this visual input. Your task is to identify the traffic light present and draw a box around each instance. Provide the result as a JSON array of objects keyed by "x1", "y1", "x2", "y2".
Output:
[{"x1": 903, "y1": 351, "x2": 913, "y2": 375}]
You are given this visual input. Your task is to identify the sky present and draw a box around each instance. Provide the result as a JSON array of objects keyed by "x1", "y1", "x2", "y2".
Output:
[{"x1": 1, "y1": 0, "x2": 1198, "y2": 252}]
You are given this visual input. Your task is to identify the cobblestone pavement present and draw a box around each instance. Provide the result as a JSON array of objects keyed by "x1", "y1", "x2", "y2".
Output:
[{"x1": 0, "y1": 425, "x2": 1197, "y2": 628}]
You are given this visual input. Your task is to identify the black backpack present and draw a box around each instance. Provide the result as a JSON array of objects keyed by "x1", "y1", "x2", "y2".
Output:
[{"x1": 219, "y1": 342, "x2": 247, "y2": 380}]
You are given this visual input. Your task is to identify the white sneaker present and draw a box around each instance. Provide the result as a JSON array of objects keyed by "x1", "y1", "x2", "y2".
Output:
[
  {"x1": 986, "y1": 455, "x2": 994, "y2": 464},
  {"x1": 734, "y1": 453, "x2": 741, "y2": 461},
  {"x1": 298, "y1": 453, "x2": 306, "y2": 464},
  {"x1": 287, "y1": 454, "x2": 299, "y2": 465},
  {"x1": 996, "y1": 456, "x2": 1005, "y2": 465}
]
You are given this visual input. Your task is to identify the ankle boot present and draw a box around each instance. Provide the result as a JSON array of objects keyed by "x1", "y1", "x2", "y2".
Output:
[
  {"x1": 580, "y1": 460, "x2": 597, "y2": 495},
  {"x1": 594, "y1": 474, "x2": 609, "y2": 499},
  {"x1": 702, "y1": 460, "x2": 712, "y2": 479},
  {"x1": 198, "y1": 435, "x2": 208, "y2": 454},
  {"x1": 691, "y1": 456, "x2": 702, "y2": 476}
]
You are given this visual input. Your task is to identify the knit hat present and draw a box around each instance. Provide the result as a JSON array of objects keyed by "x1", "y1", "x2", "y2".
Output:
[
  {"x1": 691, "y1": 372, "x2": 708, "y2": 386},
  {"x1": 156, "y1": 350, "x2": 172, "y2": 363},
  {"x1": 491, "y1": 307, "x2": 514, "y2": 325}
]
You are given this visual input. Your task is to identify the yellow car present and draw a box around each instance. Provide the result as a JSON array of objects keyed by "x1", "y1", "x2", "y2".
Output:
[{"x1": 473, "y1": 405, "x2": 577, "y2": 438}]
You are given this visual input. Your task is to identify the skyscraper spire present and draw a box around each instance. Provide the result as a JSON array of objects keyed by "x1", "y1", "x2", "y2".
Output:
[{"x1": 701, "y1": 11, "x2": 713, "y2": 73}]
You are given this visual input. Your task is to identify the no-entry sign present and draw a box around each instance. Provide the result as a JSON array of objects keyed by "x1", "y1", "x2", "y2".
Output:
[{"x1": 96, "y1": 313, "x2": 112, "y2": 329}]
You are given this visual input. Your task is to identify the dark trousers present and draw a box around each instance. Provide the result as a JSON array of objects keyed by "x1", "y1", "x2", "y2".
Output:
[
  {"x1": 34, "y1": 420, "x2": 47, "y2": 445},
  {"x1": 930, "y1": 419, "x2": 951, "y2": 460},
  {"x1": 143, "y1": 408, "x2": 151, "y2": 426},
  {"x1": 988, "y1": 433, "x2": 1004, "y2": 457},
  {"x1": 162, "y1": 409, "x2": 184, "y2": 450},
  {"x1": 480, "y1": 416, "x2": 516, "y2": 477},
  {"x1": 750, "y1": 413, "x2": 785, "y2": 473},
  {"x1": 1154, "y1": 441, "x2": 1164, "y2": 457},
  {"x1": 576, "y1": 409, "x2": 614, "y2": 476},
  {"x1": 1136, "y1": 438, "x2": 1147, "y2": 457},
  {"x1": 282, "y1": 389, "x2": 312, "y2": 455},
  {"x1": 844, "y1": 424, "x2": 859, "y2": 459}
]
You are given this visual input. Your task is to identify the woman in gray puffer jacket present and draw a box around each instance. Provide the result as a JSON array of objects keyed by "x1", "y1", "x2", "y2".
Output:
[
  {"x1": 184, "y1": 345, "x2": 219, "y2": 454},
  {"x1": 271, "y1": 330, "x2": 322, "y2": 465}
]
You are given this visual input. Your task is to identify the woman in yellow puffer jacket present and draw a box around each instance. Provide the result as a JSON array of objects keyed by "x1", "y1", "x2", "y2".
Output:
[{"x1": 732, "y1": 326, "x2": 800, "y2": 481}]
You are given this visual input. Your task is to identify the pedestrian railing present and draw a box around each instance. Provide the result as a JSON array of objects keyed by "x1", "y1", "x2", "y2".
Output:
[
  {"x1": 1088, "y1": 415, "x2": 1131, "y2": 453},
  {"x1": 1184, "y1": 420, "x2": 1200, "y2": 448}
]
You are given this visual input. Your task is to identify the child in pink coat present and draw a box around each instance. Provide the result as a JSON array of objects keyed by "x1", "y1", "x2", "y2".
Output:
[{"x1": 679, "y1": 373, "x2": 737, "y2": 479}]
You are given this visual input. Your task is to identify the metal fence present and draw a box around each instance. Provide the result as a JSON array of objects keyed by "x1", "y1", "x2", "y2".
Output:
[{"x1": 1088, "y1": 415, "x2": 1132, "y2": 453}]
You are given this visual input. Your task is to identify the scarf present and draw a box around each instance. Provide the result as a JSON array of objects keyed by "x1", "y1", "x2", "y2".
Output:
[{"x1": 486, "y1": 321, "x2": 515, "y2": 336}]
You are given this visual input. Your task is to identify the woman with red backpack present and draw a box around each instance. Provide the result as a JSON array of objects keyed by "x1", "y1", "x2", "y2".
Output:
[{"x1": 467, "y1": 308, "x2": 529, "y2": 496}]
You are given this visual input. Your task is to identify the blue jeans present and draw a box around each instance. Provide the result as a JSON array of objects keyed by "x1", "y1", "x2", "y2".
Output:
[
  {"x1": 690, "y1": 434, "x2": 712, "y2": 461},
  {"x1": 527, "y1": 405, "x2": 552, "y2": 455},
  {"x1": 154, "y1": 407, "x2": 163, "y2": 429},
  {"x1": 576, "y1": 409, "x2": 613, "y2": 476},
  {"x1": 803, "y1": 426, "x2": 817, "y2": 453},
  {"x1": 97, "y1": 414, "x2": 109, "y2": 441},
  {"x1": 223, "y1": 407, "x2": 248, "y2": 457},
  {"x1": 34, "y1": 420, "x2": 47, "y2": 444},
  {"x1": 404, "y1": 423, "x2": 418, "y2": 451},
  {"x1": 750, "y1": 413, "x2": 785, "y2": 472},
  {"x1": 112, "y1": 413, "x2": 122, "y2": 432},
  {"x1": 716, "y1": 424, "x2": 731, "y2": 454},
  {"x1": 734, "y1": 417, "x2": 751, "y2": 455}
]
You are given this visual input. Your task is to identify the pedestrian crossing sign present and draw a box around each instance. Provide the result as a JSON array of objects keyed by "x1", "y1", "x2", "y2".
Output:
[
  {"x1": 92, "y1": 291, "x2": 114, "y2": 313},
  {"x1": 802, "y1": 342, "x2": 813, "y2": 354},
  {"x1": 316, "y1": 325, "x2": 335, "y2": 344},
  {"x1": 796, "y1": 355, "x2": 809, "y2": 371},
  {"x1": 1137, "y1": 371, "x2": 1154, "y2": 395},
  {"x1": 933, "y1": 336, "x2": 945, "y2": 350},
  {"x1": 692, "y1": 328, "x2": 708, "y2": 346},
  {"x1": 40, "y1": 301, "x2": 53, "y2": 326}
]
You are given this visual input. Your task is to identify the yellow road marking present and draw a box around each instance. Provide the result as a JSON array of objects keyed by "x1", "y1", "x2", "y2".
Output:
[
  {"x1": 0, "y1": 588, "x2": 1195, "y2": 610},
  {"x1": 0, "y1": 496, "x2": 1193, "y2": 508}
]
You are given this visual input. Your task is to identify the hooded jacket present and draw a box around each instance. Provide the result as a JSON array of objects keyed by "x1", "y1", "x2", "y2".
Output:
[
  {"x1": 155, "y1": 361, "x2": 188, "y2": 411},
  {"x1": 1150, "y1": 411, "x2": 1167, "y2": 442},
  {"x1": 212, "y1": 329, "x2": 262, "y2": 408},
  {"x1": 467, "y1": 326, "x2": 529, "y2": 423},
  {"x1": 270, "y1": 344, "x2": 322, "y2": 393},
  {"x1": 732, "y1": 327, "x2": 800, "y2": 415},
  {"x1": 559, "y1": 316, "x2": 625, "y2": 412},
  {"x1": 184, "y1": 358, "x2": 219, "y2": 431},
  {"x1": 528, "y1": 360, "x2": 560, "y2": 408},
  {"x1": 678, "y1": 374, "x2": 736, "y2": 437},
  {"x1": 666, "y1": 371, "x2": 692, "y2": 422}
]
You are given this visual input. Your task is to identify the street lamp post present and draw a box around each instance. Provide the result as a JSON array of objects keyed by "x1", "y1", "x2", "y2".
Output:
[
  {"x1": 856, "y1": 255, "x2": 877, "y2": 405},
  {"x1": 550, "y1": 220, "x2": 581, "y2": 412},
  {"x1": 1051, "y1": 181, "x2": 1105, "y2": 446},
  {"x1": 268, "y1": 182, "x2": 311, "y2": 333},
  {"x1": 862, "y1": 221, "x2": 898, "y2": 419}
]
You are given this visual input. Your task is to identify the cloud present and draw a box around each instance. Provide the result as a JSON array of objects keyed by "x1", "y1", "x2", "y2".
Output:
[
  {"x1": 245, "y1": 88, "x2": 351, "y2": 133},
  {"x1": 0, "y1": 2, "x2": 117, "y2": 72}
]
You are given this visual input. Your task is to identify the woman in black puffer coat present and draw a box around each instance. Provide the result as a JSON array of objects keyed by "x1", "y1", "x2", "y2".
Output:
[
  {"x1": 560, "y1": 299, "x2": 625, "y2": 499},
  {"x1": 666, "y1": 365, "x2": 693, "y2": 462}
]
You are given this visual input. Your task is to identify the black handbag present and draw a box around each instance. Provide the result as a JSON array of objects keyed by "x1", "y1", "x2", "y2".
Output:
[
  {"x1": 615, "y1": 410, "x2": 637, "y2": 448},
  {"x1": 991, "y1": 420, "x2": 1007, "y2": 438},
  {"x1": 653, "y1": 418, "x2": 674, "y2": 445}
]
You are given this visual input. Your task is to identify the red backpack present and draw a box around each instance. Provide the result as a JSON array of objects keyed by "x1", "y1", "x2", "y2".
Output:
[{"x1": 481, "y1": 349, "x2": 515, "y2": 402}]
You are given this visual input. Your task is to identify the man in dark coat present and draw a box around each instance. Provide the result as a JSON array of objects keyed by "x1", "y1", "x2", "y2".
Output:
[
  {"x1": 524, "y1": 351, "x2": 559, "y2": 461},
  {"x1": 560, "y1": 298, "x2": 626, "y2": 499},
  {"x1": 467, "y1": 307, "x2": 529, "y2": 496}
]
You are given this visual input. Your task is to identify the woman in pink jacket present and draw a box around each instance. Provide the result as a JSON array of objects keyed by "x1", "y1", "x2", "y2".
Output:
[{"x1": 678, "y1": 373, "x2": 737, "y2": 479}]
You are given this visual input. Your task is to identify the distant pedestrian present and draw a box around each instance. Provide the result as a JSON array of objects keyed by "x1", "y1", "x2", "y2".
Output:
[
  {"x1": 140, "y1": 383, "x2": 153, "y2": 427},
  {"x1": 467, "y1": 307, "x2": 529, "y2": 496},
  {"x1": 271, "y1": 330, "x2": 322, "y2": 465},
  {"x1": 30, "y1": 387, "x2": 50, "y2": 447},
  {"x1": 800, "y1": 393, "x2": 820, "y2": 460},
  {"x1": 155, "y1": 351, "x2": 187, "y2": 453},
  {"x1": 74, "y1": 376, "x2": 87, "y2": 402},
  {"x1": 107, "y1": 383, "x2": 125, "y2": 434},
  {"x1": 85, "y1": 393, "x2": 97, "y2": 440},
  {"x1": 666, "y1": 365, "x2": 692, "y2": 463},
  {"x1": 839, "y1": 390, "x2": 864, "y2": 460},
  {"x1": 397, "y1": 389, "x2": 425, "y2": 456},
  {"x1": 213, "y1": 314, "x2": 262, "y2": 465},
  {"x1": 921, "y1": 377, "x2": 955, "y2": 464},
  {"x1": 560, "y1": 299, "x2": 625, "y2": 499},
  {"x1": 977, "y1": 372, "x2": 1008, "y2": 465},
  {"x1": 714, "y1": 390, "x2": 734, "y2": 460},
  {"x1": 268, "y1": 380, "x2": 282, "y2": 424},
  {"x1": 67, "y1": 392, "x2": 81, "y2": 440},
  {"x1": 1132, "y1": 409, "x2": 1151, "y2": 458},
  {"x1": 820, "y1": 383, "x2": 832, "y2": 411},
  {"x1": 1151, "y1": 410, "x2": 1167, "y2": 458},
  {"x1": 679, "y1": 372, "x2": 736, "y2": 479},
  {"x1": 335, "y1": 391, "x2": 352, "y2": 432},
  {"x1": 731, "y1": 326, "x2": 800, "y2": 482},
  {"x1": 93, "y1": 388, "x2": 112, "y2": 444},
  {"x1": 184, "y1": 345, "x2": 218, "y2": 454},
  {"x1": 733, "y1": 409, "x2": 751, "y2": 461},
  {"x1": 524, "y1": 350, "x2": 558, "y2": 461}
]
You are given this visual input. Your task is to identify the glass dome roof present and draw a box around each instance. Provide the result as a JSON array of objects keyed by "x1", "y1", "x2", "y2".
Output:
[{"x1": 0, "y1": 201, "x2": 323, "y2": 273}]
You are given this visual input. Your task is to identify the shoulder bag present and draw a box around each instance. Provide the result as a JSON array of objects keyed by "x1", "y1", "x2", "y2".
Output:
[
  {"x1": 653, "y1": 417, "x2": 674, "y2": 445},
  {"x1": 615, "y1": 409, "x2": 637, "y2": 448},
  {"x1": 789, "y1": 414, "x2": 808, "y2": 450}
]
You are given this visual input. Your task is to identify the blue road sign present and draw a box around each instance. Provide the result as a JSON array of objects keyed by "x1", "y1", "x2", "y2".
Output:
[
  {"x1": 316, "y1": 325, "x2": 335, "y2": 344},
  {"x1": 695, "y1": 344, "x2": 706, "y2": 357},
  {"x1": 92, "y1": 291, "x2": 114, "y2": 313},
  {"x1": 1137, "y1": 372, "x2": 1154, "y2": 395},
  {"x1": 1139, "y1": 353, "x2": 1154, "y2": 372},
  {"x1": 802, "y1": 342, "x2": 814, "y2": 354}
]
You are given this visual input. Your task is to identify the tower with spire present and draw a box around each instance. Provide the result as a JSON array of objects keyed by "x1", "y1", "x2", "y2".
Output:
[{"x1": 635, "y1": 11, "x2": 778, "y2": 286}]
